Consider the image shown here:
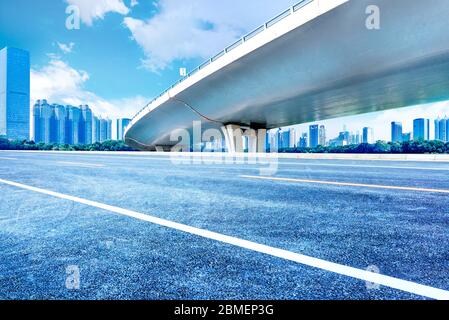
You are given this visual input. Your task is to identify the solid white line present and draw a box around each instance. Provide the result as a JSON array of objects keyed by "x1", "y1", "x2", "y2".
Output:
[
  {"x1": 0, "y1": 157, "x2": 18, "y2": 160},
  {"x1": 0, "y1": 177, "x2": 448, "y2": 300},
  {"x1": 241, "y1": 175, "x2": 449, "y2": 194},
  {"x1": 56, "y1": 161, "x2": 105, "y2": 168}
]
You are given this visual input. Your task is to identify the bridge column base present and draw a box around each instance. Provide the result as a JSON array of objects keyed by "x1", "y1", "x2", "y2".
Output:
[
  {"x1": 222, "y1": 125, "x2": 267, "y2": 153},
  {"x1": 222, "y1": 125, "x2": 243, "y2": 153}
]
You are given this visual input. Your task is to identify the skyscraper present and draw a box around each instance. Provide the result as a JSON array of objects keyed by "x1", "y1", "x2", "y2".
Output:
[
  {"x1": 39, "y1": 100, "x2": 53, "y2": 144},
  {"x1": 66, "y1": 106, "x2": 81, "y2": 144},
  {"x1": 435, "y1": 118, "x2": 441, "y2": 140},
  {"x1": 92, "y1": 116, "x2": 100, "y2": 143},
  {"x1": 318, "y1": 125, "x2": 326, "y2": 146},
  {"x1": 391, "y1": 122, "x2": 403, "y2": 143},
  {"x1": 99, "y1": 117, "x2": 112, "y2": 142},
  {"x1": 289, "y1": 128, "x2": 296, "y2": 148},
  {"x1": 413, "y1": 118, "x2": 430, "y2": 141},
  {"x1": 116, "y1": 118, "x2": 131, "y2": 141},
  {"x1": 277, "y1": 129, "x2": 290, "y2": 149},
  {"x1": 362, "y1": 127, "x2": 374, "y2": 144},
  {"x1": 309, "y1": 124, "x2": 319, "y2": 148},
  {"x1": 0, "y1": 47, "x2": 30, "y2": 140},
  {"x1": 52, "y1": 104, "x2": 66, "y2": 144},
  {"x1": 437, "y1": 117, "x2": 448, "y2": 142},
  {"x1": 79, "y1": 105, "x2": 93, "y2": 144}
]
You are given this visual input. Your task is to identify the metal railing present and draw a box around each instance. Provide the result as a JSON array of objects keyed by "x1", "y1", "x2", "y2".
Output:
[{"x1": 130, "y1": 0, "x2": 314, "y2": 123}]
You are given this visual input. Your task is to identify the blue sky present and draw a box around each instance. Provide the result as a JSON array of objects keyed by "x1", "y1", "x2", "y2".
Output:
[{"x1": 1, "y1": 0, "x2": 448, "y2": 141}]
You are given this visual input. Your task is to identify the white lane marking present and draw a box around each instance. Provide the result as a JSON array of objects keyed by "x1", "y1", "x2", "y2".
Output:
[
  {"x1": 44, "y1": 155, "x2": 449, "y2": 171},
  {"x1": 241, "y1": 175, "x2": 449, "y2": 194},
  {"x1": 0, "y1": 157, "x2": 18, "y2": 161},
  {"x1": 0, "y1": 178, "x2": 448, "y2": 300},
  {"x1": 4, "y1": 151, "x2": 449, "y2": 171},
  {"x1": 276, "y1": 161, "x2": 449, "y2": 171},
  {"x1": 56, "y1": 161, "x2": 105, "y2": 168}
]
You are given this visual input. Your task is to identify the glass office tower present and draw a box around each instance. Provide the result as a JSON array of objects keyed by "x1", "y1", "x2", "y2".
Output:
[
  {"x1": 309, "y1": 124, "x2": 319, "y2": 148},
  {"x1": 0, "y1": 47, "x2": 30, "y2": 140},
  {"x1": 391, "y1": 122, "x2": 403, "y2": 143},
  {"x1": 413, "y1": 118, "x2": 430, "y2": 141}
]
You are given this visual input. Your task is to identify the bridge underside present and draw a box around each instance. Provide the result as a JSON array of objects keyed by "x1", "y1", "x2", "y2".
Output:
[{"x1": 125, "y1": 0, "x2": 449, "y2": 151}]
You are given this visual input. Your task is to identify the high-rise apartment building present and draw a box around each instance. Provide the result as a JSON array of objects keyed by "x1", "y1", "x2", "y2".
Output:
[{"x1": 79, "y1": 105, "x2": 93, "y2": 145}]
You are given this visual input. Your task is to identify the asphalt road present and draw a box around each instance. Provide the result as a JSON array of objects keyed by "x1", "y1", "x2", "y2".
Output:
[{"x1": 0, "y1": 151, "x2": 448, "y2": 300}]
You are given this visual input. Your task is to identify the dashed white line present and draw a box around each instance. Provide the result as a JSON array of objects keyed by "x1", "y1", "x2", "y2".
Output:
[
  {"x1": 0, "y1": 157, "x2": 18, "y2": 161},
  {"x1": 0, "y1": 177, "x2": 448, "y2": 300},
  {"x1": 56, "y1": 161, "x2": 105, "y2": 168}
]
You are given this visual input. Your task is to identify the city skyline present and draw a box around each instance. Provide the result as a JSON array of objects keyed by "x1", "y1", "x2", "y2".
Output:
[
  {"x1": 1, "y1": 1, "x2": 449, "y2": 142},
  {"x1": 33, "y1": 99, "x2": 114, "y2": 144}
]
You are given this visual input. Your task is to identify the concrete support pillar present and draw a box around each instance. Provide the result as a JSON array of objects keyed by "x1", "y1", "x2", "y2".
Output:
[
  {"x1": 243, "y1": 129, "x2": 257, "y2": 153},
  {"x1": 222, "y1": 124, "x2": 243, "y2": 153},
  {"x1": 257, "y1": 129, "x2": 267, "y2": 153}
]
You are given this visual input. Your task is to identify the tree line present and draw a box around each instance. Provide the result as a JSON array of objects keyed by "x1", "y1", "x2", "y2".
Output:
[
  {"x1": 278, "y1": 140, "x2": 449, "y2": 154},
  {"x1": 0, "y1": 138, "x2": 137, "y2": 151},
  {"x1": 2, "y1": 138, "x2": 449, "y2": 154}
]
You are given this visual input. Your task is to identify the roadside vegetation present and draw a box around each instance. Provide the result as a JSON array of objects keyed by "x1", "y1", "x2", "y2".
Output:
[
  {"x1": 0, "y1": 138, "x2": 137, "y2": 151},
  {"x1": 278, "y1": 140, "x2": 449, "y2": 154},
  {"x1": 2, "y1": 138, "x2": 449, "y2": 154}
]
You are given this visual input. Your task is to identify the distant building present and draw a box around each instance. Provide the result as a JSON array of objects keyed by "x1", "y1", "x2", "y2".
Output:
[
  {"x1": 435, "y1": 118, "x2": 440, "y2": 140},
  {"x1": 289, "y1": 128, "x2": 296, "y2": 148},
  {"x1": 79, "y1": 105, "x2": 93, "y2": 145},
  {"x1": 52, "y1": 104, "x2": 66, "y2": 144},
  {"x1": 92, "y1": 116, "x2": 100, "y2": 143},
  {"x1": 99, "y1": 117, "x2": 112, "y2": 142},
  {"x1": 413, "y1": 118, "x2": 430, "y2": 141},
  {"x1": 362, "y1": 127, "x2": 374, "y2": 144},
  {"x1": 435, "y1": 117, "x2": 448, "y2": 142},
  {"x1": 66, "y1": 106, "x2": 81, "y2": 144},
  {"x1": 338, "y1": 131, "x2": 350, "y2": 146},
  {"x1": 391, "y1": 121, "x2": 403, "y2": 143},
  {"x1": 299, "y1": 133, "x2": 308, "y2": 148},
  {"x1": 33, "y1": 100, "x2": 53, "y2": 144},
  {"x1": 319, "y1": 125, "x2": 326, "y2": 146},
  {"x1": 309, "y1": 124, "x2": 319, "y2": 148},
  {"x1": 0, "y1": 47, "x2": 30, "y2": 140},
  {"x1": 402, "y1": 132, "x2": 411, "y2": 142},
  {"x1": 116, "y1": 118, "x2": 131, "y2": 141}
]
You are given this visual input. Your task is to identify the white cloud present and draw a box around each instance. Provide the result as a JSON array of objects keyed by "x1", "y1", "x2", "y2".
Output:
[
  {"x1": 130, "y1": 0, "x2": 138, "y2": 7},
  {"x1": 123, "y1": 0, "x2": 298, "y2": 72},
  {"x1": 31, "y1": 59, "x2": 147, "y2": 119},
  {"x1": 65, "y1": 0, "x2": 130, "y2": 26},
  {"x1": 57, "y1": 42, "x2": 75, "y2": 54}
]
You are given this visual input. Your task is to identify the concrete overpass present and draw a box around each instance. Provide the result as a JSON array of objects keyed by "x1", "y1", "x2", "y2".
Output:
[{"x1": 125, "y1": 0, "x2": 449, "y2": 152}]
